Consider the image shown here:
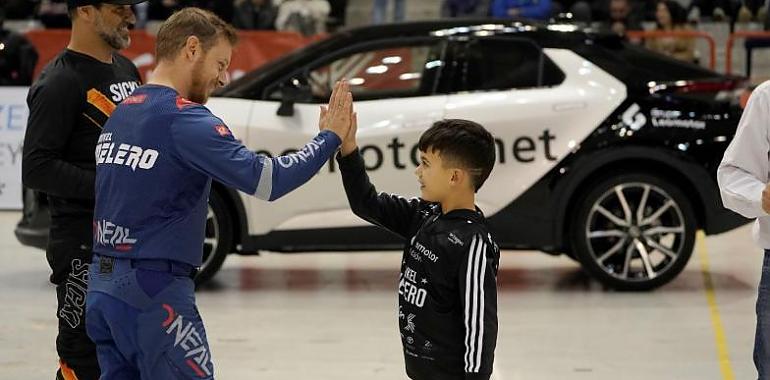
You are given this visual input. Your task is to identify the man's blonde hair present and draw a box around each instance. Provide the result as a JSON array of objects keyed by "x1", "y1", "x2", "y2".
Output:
[{"x1": 155, "y1": 7, "x2": 238, "y2": 62}]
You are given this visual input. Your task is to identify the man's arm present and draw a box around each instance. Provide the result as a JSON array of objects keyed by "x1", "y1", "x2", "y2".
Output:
[
  {"x1": 172, "y1": 80, "x2": 352, "y2": 201},
  {"x1": 171, "y1": 108, "x2": 341, "y2": 201},
  {"x1": 22, "y1": 71, "x2": 95, "y2": 199},
  {"x1": 459, "y1": 234, "x2": 498, "y2": 380},
  {"x1": 718, "y1": 83, "x2": 770, "y2": 219}
]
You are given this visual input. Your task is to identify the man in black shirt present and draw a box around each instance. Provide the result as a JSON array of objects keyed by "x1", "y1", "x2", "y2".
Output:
[
  {"x1": 337, "y1": 118, "x2": 499, "y2": 380},
  {"x1": 21, "y1": 1, "x2": 144, "y2": 379}
]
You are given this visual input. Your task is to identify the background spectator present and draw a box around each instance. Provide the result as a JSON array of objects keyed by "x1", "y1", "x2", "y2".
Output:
[
  {"x1": 233, "y1": 0, "x2": 278, "y2": 30},
  {"x1": 491, "y1": 0, "x2": 553, "y2": 20},
  {"x1": 4, "y1": 0, "x2": 37, "y2": 20},
  {"x1": 192, "y1": 0, "x2": 234, "y2": 22},
  {"x1": 372, "y1": 0, "x2": 405, "y2": 24},
  {"x1": 134, "y1": 1, "x2": 149, "y2": 29},
  {"x1": 552, "y1": 0, "x2": 592, "y2": 21},
  {"x1": 605, "y1": 0, "x2": 642, "y2": 35},
  {"x1": 687, "y1": 0, "x2": 738, "y2": 21},
  {"x1": 327, "y1": 0, "x2": 348, "y2": 30},
  {"x1": 37, "y1": 0, "x2": 70, "y2": 28},
  {"x1": 148, "y1": 0, "x2": 188, "y2": 20},
  {"x1": 646, "y1": 0, "x2": 697, "y2": 63},
  {"x1": 441, "y1": 0, "x2": 492, "y2": 17},
  {"x1": 0, "y1": 7, "x2": 37, "y2": 85},
  {"x1": 276, "y1": 0, "x2": 330, "y2": 35}
]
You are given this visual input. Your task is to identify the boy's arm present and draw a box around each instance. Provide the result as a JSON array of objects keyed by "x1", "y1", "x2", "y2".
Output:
[
  {"x1": 336, "y1": 148, "x2": 425, "y2": 239},
  {"x1": 458, "y1": 234, "x2": 499, "y2": 380}
]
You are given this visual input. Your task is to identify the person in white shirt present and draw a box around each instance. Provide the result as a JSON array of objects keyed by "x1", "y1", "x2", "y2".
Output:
[
  {"x1": 275, "y1": 0, "x2": 330, "y2": 35},
  {"x1": 718, "y1": 80, "x2": 770, "y2": 379}
]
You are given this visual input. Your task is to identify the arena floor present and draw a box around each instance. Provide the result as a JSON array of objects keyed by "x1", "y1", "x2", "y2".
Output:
[{"x1": 0, "y1": 211, "x2": 760, "y2": 379}]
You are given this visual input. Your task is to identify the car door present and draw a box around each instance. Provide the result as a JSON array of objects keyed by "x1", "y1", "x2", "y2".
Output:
[
  {"x1": 443, "y1": 36, "x2": 626, "y2": 217},
  {"x1": 241, "y1": 37, "x2": 451, "y2": 235}
]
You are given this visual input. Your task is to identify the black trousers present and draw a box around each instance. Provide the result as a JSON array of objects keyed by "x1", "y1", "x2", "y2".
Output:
[{"x1": 47, "y1": 220, "x2": 100, "y2": 380}]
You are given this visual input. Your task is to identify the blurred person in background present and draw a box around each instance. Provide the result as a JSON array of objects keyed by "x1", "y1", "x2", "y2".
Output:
[
  {"x1": 39, "y1": 0, "x2": 72, "y2": 28},
  {"x1": 148, "y1": 0, "x2": 186, "y2": 20},
  {"x1": 4, "y1": 0, "x2": 38, "y2": 19},
  {"x1": 551, "y1": 0, "x2": 592, "y2": 21},
  {"x1": 276, "y1": 0, "x2": 330, "y2": 35},
  {"x1": 192, "y1": 0, "x2": 234, "y2": 22},
  {"x1": 233, "y1": 0, "x2": 278, "y2": 29},
  {"x1": 441, "y1": 0, "x2": 492, "y2": 17},
  {"x1": 327, "y1": 0, "x2": 348, "y2": 30},
  {"x1": 0, "y1": 7, "x2": 38, "y2": 85},
  {"x1": 133, "y1": 1, "x2": 149, "y2": 28},
  {"x1": 604, "y1": 0, "x2": 642, "y2": 35},
  {"x1": 490, "y1": 0, "x2": 552, "y2": 21},
  {"x1": 372, "y1": 0, "x2": 405, "y2": 24},
  {"x1": 646, "y1": 0, "x2": 697, "y2": 63}
]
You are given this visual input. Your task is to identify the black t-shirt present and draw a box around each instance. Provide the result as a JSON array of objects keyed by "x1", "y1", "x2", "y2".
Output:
[{"x1": 22, "y1": 49, "x2": 141, "y2": 225}]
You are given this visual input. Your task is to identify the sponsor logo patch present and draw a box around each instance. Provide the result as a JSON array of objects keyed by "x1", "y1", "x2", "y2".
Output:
[
  {"x1": 123, "y1": 94, "x2": 147, "y2": 105},
  {"x1": 214, "y1": 124, "x2": 231, "y2": 137},
  {"x1": 94, "y1": 220, "x2": 137, "y2": 250}
]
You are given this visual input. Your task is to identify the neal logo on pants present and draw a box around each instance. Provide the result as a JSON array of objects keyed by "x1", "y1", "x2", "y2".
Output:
[{"x1": 162, "y1": 304, "x2": 213, "y2": 378}]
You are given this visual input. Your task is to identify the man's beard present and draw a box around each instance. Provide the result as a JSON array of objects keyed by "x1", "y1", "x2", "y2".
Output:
[
  {"x1": 188, "y1": 59, "x2": 218, "y2": 104},
  {"x1": 95, "y1": 17, "x2": 131, "y2": 50}
]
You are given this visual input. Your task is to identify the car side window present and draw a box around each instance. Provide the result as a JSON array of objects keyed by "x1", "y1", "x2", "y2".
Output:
[
  {"x1": 452, "y1": 38, "x2": 565, "y2": 93},
  {"x1": 273, "y1": 42, "x2": 445, "y2": 103}
]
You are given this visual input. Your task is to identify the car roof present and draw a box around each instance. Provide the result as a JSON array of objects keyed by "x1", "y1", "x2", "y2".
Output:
[
  {"x1": 220, "y1": 19, "x2": 605, "y2": 97},
  {"x1": 333, "y1": 18, "x2": 600, "y2": 44}
]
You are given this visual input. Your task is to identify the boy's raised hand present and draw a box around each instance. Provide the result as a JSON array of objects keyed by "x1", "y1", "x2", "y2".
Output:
[{"x1": 340, "y1": 112, "x2": 358, "y2": 157}]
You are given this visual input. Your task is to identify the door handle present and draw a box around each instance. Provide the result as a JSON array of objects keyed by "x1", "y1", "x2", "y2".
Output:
[{"x1": 553, "y1": 102, "x2": 587, "y2": 112}]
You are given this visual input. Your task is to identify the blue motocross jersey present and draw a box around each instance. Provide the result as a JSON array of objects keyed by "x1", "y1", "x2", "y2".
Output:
[{"x1": 93, "y1": 85, "x2": 341, "y2": 266}]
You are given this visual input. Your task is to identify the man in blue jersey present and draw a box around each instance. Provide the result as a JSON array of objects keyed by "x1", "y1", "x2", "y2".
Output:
[{"x1": 85, "y1": 7, "x2": 353, "y2": 379}]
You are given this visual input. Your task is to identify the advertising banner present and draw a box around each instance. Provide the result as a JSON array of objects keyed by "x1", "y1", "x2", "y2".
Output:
[{"x1": 0, "y1": 87, "x2": 29, "y2": 209}]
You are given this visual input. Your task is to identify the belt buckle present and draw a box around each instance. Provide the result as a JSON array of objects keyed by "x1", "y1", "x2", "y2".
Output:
[{"x1": 99, "y1": 256, "x2": 114, "y2": 274}]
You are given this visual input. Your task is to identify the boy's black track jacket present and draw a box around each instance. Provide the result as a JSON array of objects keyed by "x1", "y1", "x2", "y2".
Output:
[{"x1": 337, "y1": 149, "x2": 499, "y2": 380}]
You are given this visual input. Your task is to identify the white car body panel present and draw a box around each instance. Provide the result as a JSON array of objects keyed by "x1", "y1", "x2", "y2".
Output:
[
  {"x1": 444, "y1": 48, "x2": 627, "y2": 213},
  {"x1": 204, "y1": 48, "x2": 627, "y2": 237}
]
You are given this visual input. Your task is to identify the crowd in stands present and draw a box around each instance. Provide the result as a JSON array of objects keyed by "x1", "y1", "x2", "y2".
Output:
[
  {"x1": 4, "y1": 0, "x2": 346, "y2": 35},
  {"x1": 0, "y1": 0, "x2": 762, "y2": 34},
  {"x1": 1, "y1": 0, "x2": 770, "y2": 84}
]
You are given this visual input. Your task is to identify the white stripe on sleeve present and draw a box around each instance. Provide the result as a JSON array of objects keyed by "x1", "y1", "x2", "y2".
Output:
[{"x1": 254, "y1": 158, "x2": 273, "y2": 200}]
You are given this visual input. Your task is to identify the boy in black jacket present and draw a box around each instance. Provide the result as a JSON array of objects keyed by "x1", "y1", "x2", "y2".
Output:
[{"x1": 336, "y1": 115, "x2": 500, "y2": 380}]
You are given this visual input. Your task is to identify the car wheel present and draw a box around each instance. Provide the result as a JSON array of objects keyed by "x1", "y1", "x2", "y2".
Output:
[
  {"x1": 570, "y1": 173, "x2": 696, "y2": 291},
  {"x1": 194, "y1": 190, "x2": 233, "y2": 286}
]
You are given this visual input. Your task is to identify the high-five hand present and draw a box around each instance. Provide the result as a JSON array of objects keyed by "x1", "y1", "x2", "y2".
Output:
[{"x1": 319, "y1": 80, "x2": 353, "y2": 140}]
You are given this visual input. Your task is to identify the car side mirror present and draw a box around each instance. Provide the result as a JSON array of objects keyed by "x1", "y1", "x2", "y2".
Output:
[
  {"x1": 277, "y1": 85, "x2": 297, "y2": 117},
  {"x1": 276, "y1": 80, "x2": 312, "y2": 117}
]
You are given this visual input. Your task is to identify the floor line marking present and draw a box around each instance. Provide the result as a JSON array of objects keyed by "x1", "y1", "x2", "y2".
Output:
[{"x1": 697, "y1": 231, "x2": 735, "y2": 380}]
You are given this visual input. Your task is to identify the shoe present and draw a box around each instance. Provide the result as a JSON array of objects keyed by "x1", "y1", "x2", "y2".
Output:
[{"x1": 56, "y1": 360, "x2": 80, "y2": 380}]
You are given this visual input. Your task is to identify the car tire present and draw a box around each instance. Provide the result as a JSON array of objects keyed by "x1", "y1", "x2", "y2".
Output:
[
  {"x1": 194, "y1": 190, "x2": 233, "y2": 286},
  {"x1": 570, "y1": 173, "x2": 696, "y2": 291}
]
